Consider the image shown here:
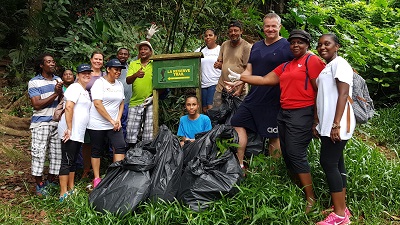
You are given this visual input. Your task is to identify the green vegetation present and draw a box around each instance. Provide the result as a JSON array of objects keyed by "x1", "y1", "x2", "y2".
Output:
[
  {"x1": 2, "y1": 0, "x2": 398, "y2": 108},
  {"x1": 0, "y1": 106, "x2": 399, "y2": 224}
]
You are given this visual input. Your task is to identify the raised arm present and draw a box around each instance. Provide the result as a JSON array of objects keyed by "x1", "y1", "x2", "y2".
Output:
[{"x1": 226, "y1": 68, "x2": 280, "y2": 87}]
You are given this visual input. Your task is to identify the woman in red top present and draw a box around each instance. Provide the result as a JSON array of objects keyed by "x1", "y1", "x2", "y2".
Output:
[{"x1": 226, "y1": 29, "x2": 325, "y2": 212}]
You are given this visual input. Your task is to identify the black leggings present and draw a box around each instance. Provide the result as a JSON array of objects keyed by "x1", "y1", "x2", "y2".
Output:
[
  {"x1": 320, "y1": 136, "x2": 348, "y2": 192},
  {"x1": 59, "y1": 140, "x2": 82, "y2": 175}
]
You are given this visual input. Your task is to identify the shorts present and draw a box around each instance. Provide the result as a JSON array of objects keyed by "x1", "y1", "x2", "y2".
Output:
[
  {"x1": 230, "y1": 103, "x2": 279, "y2": 138},
  {"x1": 88, "y1": 129, "x2": 127, "y2": 158},
  {"x1": 201, "y1": 85, "x2": 216, "y2": 107},
  {"x1": 30, "y1": 125, "x2": 62, "y2": 176},
  {"x1": 126, "y1": 104, "x2": 153, "y2": 144}
]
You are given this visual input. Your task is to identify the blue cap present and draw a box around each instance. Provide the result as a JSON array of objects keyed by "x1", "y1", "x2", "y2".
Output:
[
  {"x1": 105, "y1": 58, "x2": 126, "y2": 69},
  {"x1": 77, "y1": 64, "x2": 93, "y2": 73}
]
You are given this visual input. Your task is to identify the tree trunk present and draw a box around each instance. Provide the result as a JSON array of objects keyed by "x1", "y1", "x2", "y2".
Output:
[
  {"x1": 28, "y1": 0, "x2": 43, "y2": 37},
  {"x1": 261, "y1": 0, "x2": 289, "y2": 15}
]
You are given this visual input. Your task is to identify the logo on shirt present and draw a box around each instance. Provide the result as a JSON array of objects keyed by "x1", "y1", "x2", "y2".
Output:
[
  {"x1": 267, "y1": 127, "x2": 278, "y2": 134},
  {"x1": 298, "y1": 64, "x2": 303, "y2": 67}
]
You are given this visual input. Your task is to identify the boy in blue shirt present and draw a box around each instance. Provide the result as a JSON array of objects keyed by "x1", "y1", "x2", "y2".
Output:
[{"x1": 178, "y1": 95, "x2": 212, "y2": 146}]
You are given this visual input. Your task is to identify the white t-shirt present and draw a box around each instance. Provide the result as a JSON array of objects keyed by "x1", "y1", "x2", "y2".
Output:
[
  {"x1": 195, "y1": 45, "x2": 221, "y2": 88},
  {"x1": 316, "y1": 56, "x2": 356, "y2": 140},
  {"x1": 87, "y1": 77, "x2": 125, "y2": 130},
  {"x1": 58, "y1": 83, "x2": 92, "y2": 142}
]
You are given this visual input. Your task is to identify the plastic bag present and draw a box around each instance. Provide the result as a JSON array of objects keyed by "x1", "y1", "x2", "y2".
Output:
[
  {"x1": 149, "y1": 125, "x2": 183, "y2": 201},
  {"x1": 177, "y1": 150, "x2": 242, "y2": 211},
  {"x1": 245, "y1": 131, "x2": 264, "y2": 158},
  {"x1": 178, "y1": 125, "x2": 242, "y2": 211},
  {"x1": 88, "y1": 146, "x2": 155, "y2": 215},
  {"x1": 207, "y1": 90, "x2": 242, "y2": 126},
  {"x1": 182, "y1": 124, "x2": 238, "y2": 168}
]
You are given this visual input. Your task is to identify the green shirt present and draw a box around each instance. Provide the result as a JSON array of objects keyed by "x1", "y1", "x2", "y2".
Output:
[{"x1": 127, "y1": 59, "x2": 153, "y2": 107}]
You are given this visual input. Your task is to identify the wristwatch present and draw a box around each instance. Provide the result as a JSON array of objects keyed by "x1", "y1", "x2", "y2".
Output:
[{"x1": 332, "y1": 123, "x2": 341, "y2": 129}]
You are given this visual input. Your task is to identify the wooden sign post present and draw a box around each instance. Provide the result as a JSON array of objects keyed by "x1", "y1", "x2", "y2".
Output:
[{"x1": 151, "y1": 52, "x2": 203, "y2": 135}]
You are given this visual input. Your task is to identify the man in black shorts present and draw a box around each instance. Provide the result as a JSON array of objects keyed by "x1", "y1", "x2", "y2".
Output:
[{"x1": 229, "y1": 13, "x2": 294, "y2": 168}]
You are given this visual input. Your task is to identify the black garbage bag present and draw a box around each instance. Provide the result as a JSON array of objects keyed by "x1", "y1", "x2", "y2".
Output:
[
  {"x1": 88, "y1": 146, "x2": 155, "y2": 215},
  {"x1": 149, "y1": 125, "x2": 183, "y2": 201},
  {"x1": 207, "y1": 90, "x2": 242, "y2": 126},
  {"x1": 182, "y1": 124, "x2": 238, "y2": 169},
  {"x1": 245, "y1": 131, "x2": 264, "y2": 158},
  {"x1": 177, "y1": 150, "x2": 243, "y2": 211}
]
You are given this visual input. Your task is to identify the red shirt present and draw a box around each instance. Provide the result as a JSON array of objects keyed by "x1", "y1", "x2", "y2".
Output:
[{"x1": 274, "y1": 54, "x2": 325, "y2": 109}]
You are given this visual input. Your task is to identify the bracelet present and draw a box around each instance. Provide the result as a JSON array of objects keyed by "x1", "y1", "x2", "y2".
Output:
[{"x1": 332, "y1": 123, "x2": 341, "y2": 129}]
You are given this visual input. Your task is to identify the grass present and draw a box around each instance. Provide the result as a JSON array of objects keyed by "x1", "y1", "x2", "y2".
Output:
[
  {"x1": 0, "y1": 106, "x2": 399, "y2": 224},
  {"x1": 356, "y1": 103, "x2": 400, "y2": 156}
]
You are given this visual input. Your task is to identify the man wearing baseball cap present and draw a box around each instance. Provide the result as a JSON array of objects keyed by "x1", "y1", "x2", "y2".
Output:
[
  {"x1": 212, "y1": 19, "x2": 252, "y2": 106},
  {"x1": 125, "y1": 41, "x2": 154, "y2": 147}
]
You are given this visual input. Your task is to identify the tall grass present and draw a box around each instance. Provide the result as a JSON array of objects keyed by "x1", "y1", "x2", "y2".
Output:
[
  {"x1": 1, "y1": 106, "x2": 399, "y2": 224},
  {"x1": 1, "y1": 137, "x2": 399, "y2": 224}
]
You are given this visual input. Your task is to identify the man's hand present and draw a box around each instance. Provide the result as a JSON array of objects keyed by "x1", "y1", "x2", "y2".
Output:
[
  {"x1": 214, "y1": 60, "x2": 222, "y2": 69},
  {"x1": 144, "y1": 96, "x2": 153, "y2": 106},
  {"x1": 54, "y1": 79, "x2": 63, "y2": 95},
  {"x1": 146, "y1": 24, "x2": 159, "y2": 39},
  {"x1": 135, "y1": 67, "x2": 145, "y2": 78},
  {"x1": 228, "y1": 68, "x2": 241, "y2": 81}
]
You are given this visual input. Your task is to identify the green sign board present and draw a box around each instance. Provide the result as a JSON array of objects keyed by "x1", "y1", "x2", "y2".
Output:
[
  {"x1": 152, "y1": 52, "x2": 202, "y2": 89},
  {"x1": 157, "y1": 65, "x2": 194, "y2": 83}
]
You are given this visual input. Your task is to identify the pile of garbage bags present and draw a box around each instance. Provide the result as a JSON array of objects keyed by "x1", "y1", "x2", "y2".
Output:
[
  {"x1": 207, "y1": 90, "x2": 265, "y2": 157},
  {"x1": 89, "y1": 124, "x2": 243, "y2": 215}
]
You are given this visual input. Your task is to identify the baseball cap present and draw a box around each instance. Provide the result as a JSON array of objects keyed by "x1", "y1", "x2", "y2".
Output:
[
  {"x1": 288, "y1": 29, "x2": 312, "y2": 43},
  {"x1": 136, "y1": 41, "x2": 153, "y2": 52},
  {"x1": 105, "y1": 58, "x2": 126, "y2": 69},
  {"x1": 77, "y1": 64, "x2": 93, "y2": 73}
]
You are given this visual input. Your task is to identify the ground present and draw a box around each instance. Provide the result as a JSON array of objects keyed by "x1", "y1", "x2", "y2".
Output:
[{"x1": 0, "y1": 76, "x2": 33, "y2": 203}]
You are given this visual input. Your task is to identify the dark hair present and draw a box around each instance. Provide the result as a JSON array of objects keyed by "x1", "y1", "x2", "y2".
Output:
[
  {"x1": 34, "y1": 53, "x2": 53, "y2": 74},
  {"x1": 59, "y1": 67, "x2": 74, "y2": 76},
  {"x1": 117, "y1": 47, "x2": 129, "y2": 54},
  {"x1": 321, "y1": 33, "x2": 341, "y2": 46},
  {"x1": 91, "y1": 50, "x2": 104, "y2": 59},
  {"x1": 228, "y1": 20, "x2": 243, "y2": 30},
  {"x1": 204, "y1": 28, "x2": 216, "y2": 36},
  {"x1": 185, "y1": 95, "x2": 198, "y2": 103}
]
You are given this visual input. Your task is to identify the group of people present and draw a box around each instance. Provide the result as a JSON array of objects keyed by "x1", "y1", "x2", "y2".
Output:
[
  {"x1": 27, "y1": 12, "x2": 355, "y2": 224},
  {"x1": 224, "y1": 14, "x2": 355, "y2": 225},
  {"x1": 27, "y1": 25, "x2": 159, "y2": 202}
]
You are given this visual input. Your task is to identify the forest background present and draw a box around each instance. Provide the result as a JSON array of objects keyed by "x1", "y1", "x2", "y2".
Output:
[{"x1": 0, "y1": 0, "x2": 399, "y2": 111}]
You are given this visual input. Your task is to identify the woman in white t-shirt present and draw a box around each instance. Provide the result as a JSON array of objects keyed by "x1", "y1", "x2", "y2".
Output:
[
  {"x1": 314, "y1": 33, "x2": 355, "y2": 225},
  {"x1": 58, "y1": 64, "x2": 93, "y2": 202},
  {"x1": 195, "y1": 29, "x2": 221, "y2": 113},
  {"x1": 87, "y1": 58, "x2": 126, "y2": 188}
]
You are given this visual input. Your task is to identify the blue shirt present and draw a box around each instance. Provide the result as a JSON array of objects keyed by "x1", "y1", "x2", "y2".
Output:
[
  {"x1": 177, "y1": 114, "x2": 212, "y2": 139},
  {"x1": 244, "y1": 39, "x2": 294, "y2": 106}
]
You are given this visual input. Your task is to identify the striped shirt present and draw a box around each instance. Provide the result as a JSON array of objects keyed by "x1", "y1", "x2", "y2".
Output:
[{"x1": 28, "y1": 74, "x2": 61, "y2": 128}]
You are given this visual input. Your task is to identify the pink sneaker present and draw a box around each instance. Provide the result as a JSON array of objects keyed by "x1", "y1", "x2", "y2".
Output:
[
  {"x1": 322, "y1": 206, "x2": 352, "y2": 218},
  {"x1": 317, "y1": 212, "x2": 351, "y2": 225},
  {"x1": 93, "y1": 178, "x2": 102, "y2": 188}
]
